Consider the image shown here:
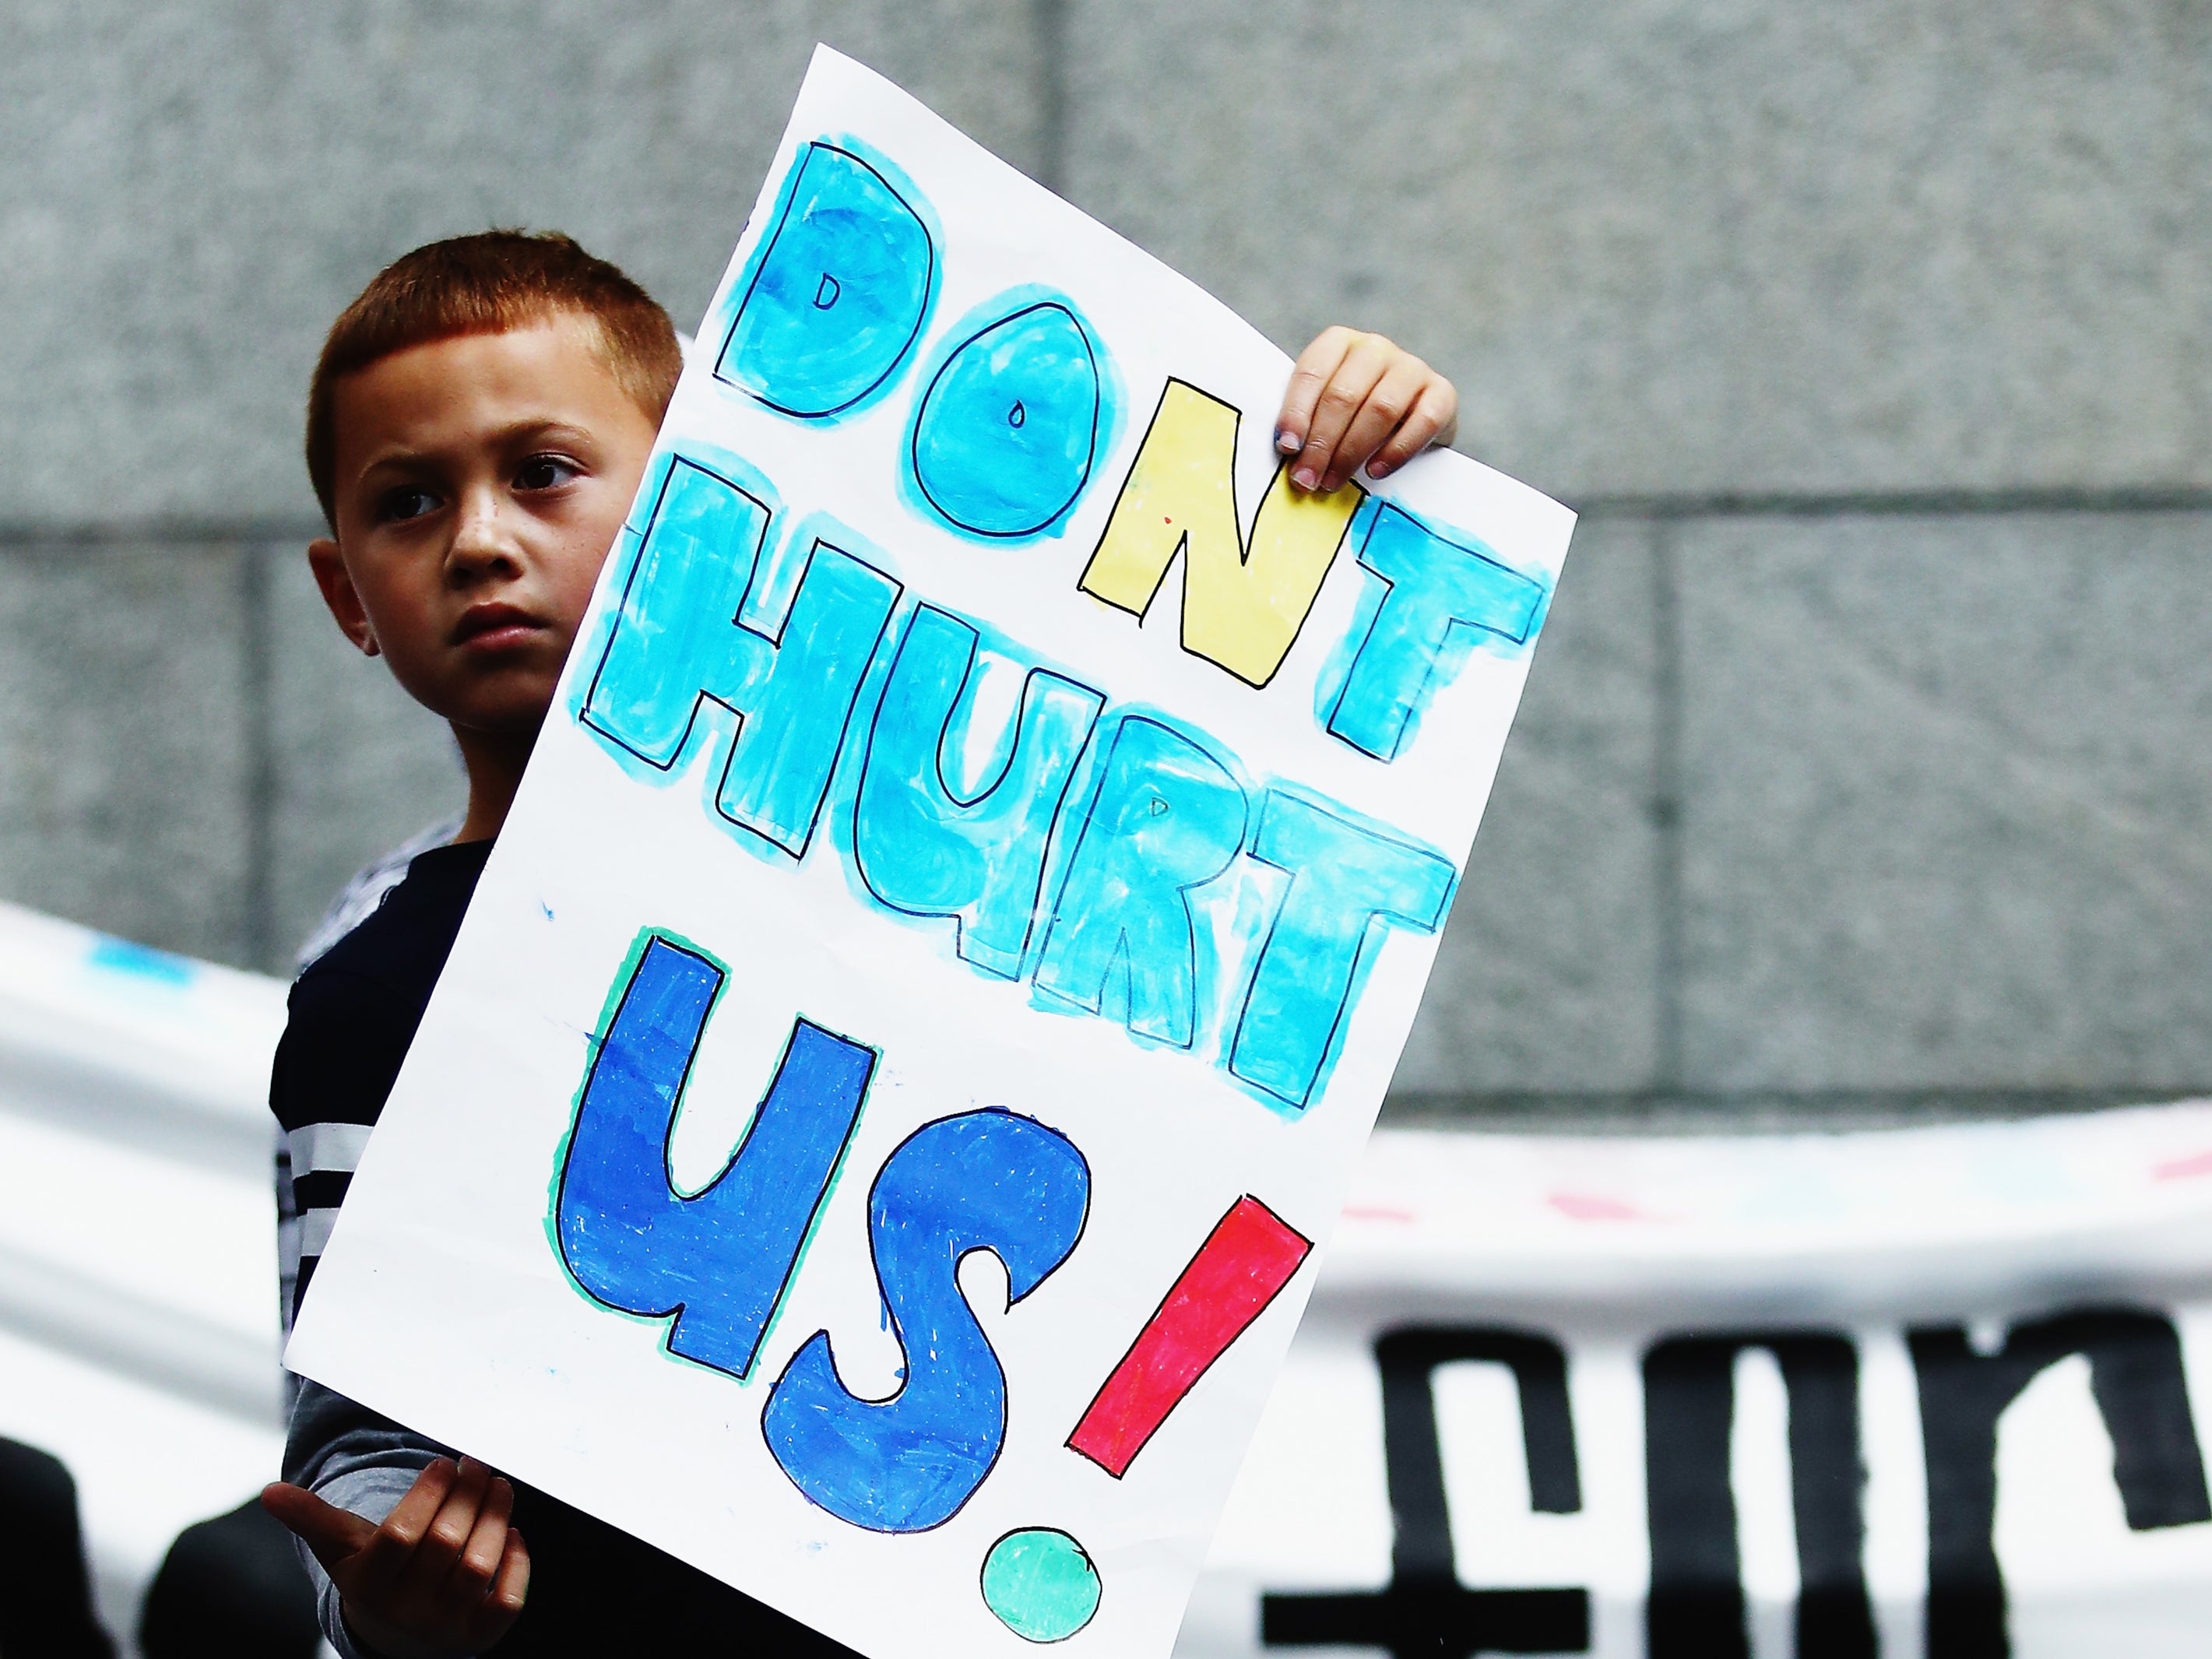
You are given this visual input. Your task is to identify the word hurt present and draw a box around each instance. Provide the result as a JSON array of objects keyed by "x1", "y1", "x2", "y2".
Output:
[{"x1": 578, "y1": 454, "x2": 1470, "y2": 1112}]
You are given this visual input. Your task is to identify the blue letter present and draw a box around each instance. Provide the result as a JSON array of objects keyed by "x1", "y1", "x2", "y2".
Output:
[
  {"x1": 1032, "y1": 717, "x2": 1247, "y2": 1049},
  {"x1": 1229, "y1": 792, "x2": 1456, "y2": 1109},
  {"x1": 1324, "y1": 502, "x2": 1549, "y2": 761},
  {"x1": 716, "y1": 143, "x2": 936, "y2": 418},
  {"x1": 853, "y1": 606, "x2": 1105, "y2": 978},
  {"x1": 579, "y1": 458, "x2": 902, "y2": 856},
  {"x1": 908, "y1": 301, "x2": 1103, "y2": 538},
  {"x1": 554, "y1": 937, "x2": 876, "y2": 1380},
  {"x1": 763, "y1": 1110, "x2": 1090, "y2": 1532}
]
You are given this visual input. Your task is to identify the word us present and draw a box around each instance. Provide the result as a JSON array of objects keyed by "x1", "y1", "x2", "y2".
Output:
[{"x1": 554, "y1": 933, "x2": 1314, "y2": 1641}]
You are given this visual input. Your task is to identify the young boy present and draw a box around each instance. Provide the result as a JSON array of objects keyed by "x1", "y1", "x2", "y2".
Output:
[{"x1": 263, "y1": 229, "x2": 1460, "y2": 1658}]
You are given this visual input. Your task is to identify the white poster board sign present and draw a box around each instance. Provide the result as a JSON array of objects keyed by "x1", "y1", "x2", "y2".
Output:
[{"x1": 289, "y1": 45, "x2": 1573, "y2": 1659}]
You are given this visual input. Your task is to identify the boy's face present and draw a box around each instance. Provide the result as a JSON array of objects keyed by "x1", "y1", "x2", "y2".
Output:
[{"x1": 309, "y1": 314, "x2": 661, "y2": 742}]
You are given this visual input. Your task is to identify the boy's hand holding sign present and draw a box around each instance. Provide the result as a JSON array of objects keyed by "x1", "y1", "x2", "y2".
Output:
[{"x1": 275, "y1": 47, "x2": 1569, "y2": 1659}]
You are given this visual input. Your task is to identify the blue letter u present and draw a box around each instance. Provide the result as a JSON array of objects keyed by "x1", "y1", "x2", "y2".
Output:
[{"x1": 554, "y1": 936, "x2": 876, "y2": 1380}]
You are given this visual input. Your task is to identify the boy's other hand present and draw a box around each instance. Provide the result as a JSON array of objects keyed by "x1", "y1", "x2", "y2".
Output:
[
  {"x1": 1276, "y1": 326, "x2": 1459, "y2": 494},
  {"x1": 262, "y1": 1457, "x2": 529, "y2": 1659}
]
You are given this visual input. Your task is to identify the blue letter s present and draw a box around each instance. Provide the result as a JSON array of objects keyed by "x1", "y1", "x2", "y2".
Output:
[{"x1": 762, "y1": 1110, "x2": 1090, "y2": 1532}]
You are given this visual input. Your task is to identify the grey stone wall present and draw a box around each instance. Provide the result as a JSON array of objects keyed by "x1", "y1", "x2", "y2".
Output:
[{"x1": 2, "y1": 1, "x2": 2205, "y2": 1125}]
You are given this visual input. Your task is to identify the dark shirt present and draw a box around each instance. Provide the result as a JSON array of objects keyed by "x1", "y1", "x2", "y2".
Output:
[{"x1": 273, "y1": 842, "x2": 852, "y2": 1657}]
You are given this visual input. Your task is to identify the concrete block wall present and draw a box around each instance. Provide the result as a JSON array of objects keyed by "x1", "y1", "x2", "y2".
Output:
[
  {"x1": 2, "y1": 1, "x2": 2205, "y2": 1126},
  {"x1": 1398, "y1": 504, "x2": 2212, "y2": 1127}
]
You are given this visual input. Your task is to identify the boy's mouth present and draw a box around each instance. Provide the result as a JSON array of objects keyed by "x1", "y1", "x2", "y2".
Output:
[{"x1": 452, "y1": 602, "x2": 548, "y2": 652}]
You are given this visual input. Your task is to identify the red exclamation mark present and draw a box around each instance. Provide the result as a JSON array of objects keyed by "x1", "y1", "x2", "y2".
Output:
[{"x1": 1066, "y1": 1195, "x2": 1313, "y2": 1478}]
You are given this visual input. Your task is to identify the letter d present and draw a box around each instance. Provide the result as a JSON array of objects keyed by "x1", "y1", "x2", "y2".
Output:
[{"x1": 716, "y1": 143, "x2": 937, "y2": 418}]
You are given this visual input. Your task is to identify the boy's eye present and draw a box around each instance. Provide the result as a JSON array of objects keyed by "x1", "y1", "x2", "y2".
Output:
[
  {"x1": 377, "y1": 486, "x2": 441, "y2": 523},
  {"x1": 515, "y1": 455, "x2": 580, "y2": 492}
]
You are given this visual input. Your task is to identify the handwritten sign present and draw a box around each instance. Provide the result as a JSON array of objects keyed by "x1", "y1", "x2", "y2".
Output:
[{"x1": 288, "y1": 45, "x2": 1574, "y2": 1659}]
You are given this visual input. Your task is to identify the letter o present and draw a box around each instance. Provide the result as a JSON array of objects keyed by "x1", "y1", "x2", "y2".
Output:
[{"x1": 908, "y1": 301, "x2": 1102, "y2": 539}]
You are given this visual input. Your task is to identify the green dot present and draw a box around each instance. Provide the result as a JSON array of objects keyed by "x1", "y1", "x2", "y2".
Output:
[{"x1": 980, "y1": 1527, "x2": 1101, "y2": 1643}]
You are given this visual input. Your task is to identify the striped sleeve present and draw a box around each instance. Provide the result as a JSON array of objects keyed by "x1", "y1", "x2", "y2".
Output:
[
  {"x1": 269, "y1": 968, "x2": 410, "y2": 1328},
  {"x1": 283, "y1": 1119, "x2": 376, "y2": 1319},
  {"x1": 276, "y1": 1141, "x2": 299, "y2": 1337}
]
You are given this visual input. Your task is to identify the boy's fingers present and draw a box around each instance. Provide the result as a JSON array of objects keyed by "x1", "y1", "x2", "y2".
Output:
[
  {"x1": 499, "y1": 1528, "x2": 531, "y2": 1610},
  {"x1": 401, "y1": 1456, "x2": 494, "y2": 1593},
  {"x1": 1366, "y1": 380, "x2": 1458, "y2": 480},
  {"x1": 1293, "y1": 334, "x2": 1394, "y2": 493},
  {"x1": 442, "y1": 1474, "x2": 515, "y2": 1603},
  {"x1": 1276, "y1": 326, "x2": 1356, "y2": 454},
  {"x1": 260, "y1": 1482, "x2": 376, "y2": 1573},
  {"x1": 1323, "y1": 358, "x2": 1430, "y2": 492},
  {"x1": 346, "y1": 1456, "x2": 459, "y2": 1598},
  {"x1": 466, "y1": 1529, "x2": 532, "y2": 1647}
]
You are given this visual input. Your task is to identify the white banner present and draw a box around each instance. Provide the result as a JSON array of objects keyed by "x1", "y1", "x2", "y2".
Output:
[
  {"x1": 1204, "y1": 1106, "x2": 2212, "y2": 1658},
  {"x1": 0, "y1": 903, "x2": 2204, "y2": 1653}
]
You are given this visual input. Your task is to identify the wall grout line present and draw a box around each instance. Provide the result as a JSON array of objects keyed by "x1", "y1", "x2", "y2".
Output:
[
  {"x1": 1649, "y1": 517, "x2": 1685, "y2": 1095},
  {"x1": 0, "y1": 520, "x2": 325, "y2": 550},
  {"x1": 1380, "y1": 1085, "x2": 2212, "y2": 1131},
  {"x1": 5, "y1": 484, "x2": 2208, "y2": 554},
  {"x1": 1387, "y1": 1086, "x2": 2212, "y2": 1107},
  {"x1": 1570, "y1": 483, "x2": 2212, "y2": 521},
  {"x1": 1032, "y1": 0, "x2": 1071, "y2": 196},
  {"x1": 239, "y1": 543, "x2": 278, "y2": 973}
]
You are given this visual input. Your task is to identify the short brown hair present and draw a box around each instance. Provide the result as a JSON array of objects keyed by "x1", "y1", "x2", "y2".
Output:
[{"x1": 306, "y1": 230, "x2": 682, "y2": 525}]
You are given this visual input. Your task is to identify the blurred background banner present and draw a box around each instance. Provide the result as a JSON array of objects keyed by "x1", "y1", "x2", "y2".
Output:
[
  {"x1": 3, "y1": 911, "x2": 2207, "y2": 1655},
  {"x1": 0, "y1": 902, "x2": 289, "y2": 1650},
  {"x1": 1211, "y1": 1113, "x2": 2212, "y2": 1659},
  {"x1": 2, "y1": 1, "x2": 2206, "y2": 1137}
]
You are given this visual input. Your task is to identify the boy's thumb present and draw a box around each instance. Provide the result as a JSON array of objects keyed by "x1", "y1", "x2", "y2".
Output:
[{"x1": 261, "y1": 1481, "x2": 375, "y2": 1571}]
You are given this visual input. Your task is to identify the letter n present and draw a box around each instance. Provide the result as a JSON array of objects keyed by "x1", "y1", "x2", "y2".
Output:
[{"x1": 1078, "y1": 379, "x2": 1362, "y2": 687}]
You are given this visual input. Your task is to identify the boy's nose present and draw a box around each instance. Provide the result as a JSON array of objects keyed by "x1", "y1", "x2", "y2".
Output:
[{"x1": 447, "y1": 497, "x2": 525, "y2": 577}]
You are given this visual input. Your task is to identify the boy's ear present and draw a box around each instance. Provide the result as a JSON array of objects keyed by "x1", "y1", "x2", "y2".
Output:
[{"x1": 307, "y1": 539, "x2": 381, "y2": 657}]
